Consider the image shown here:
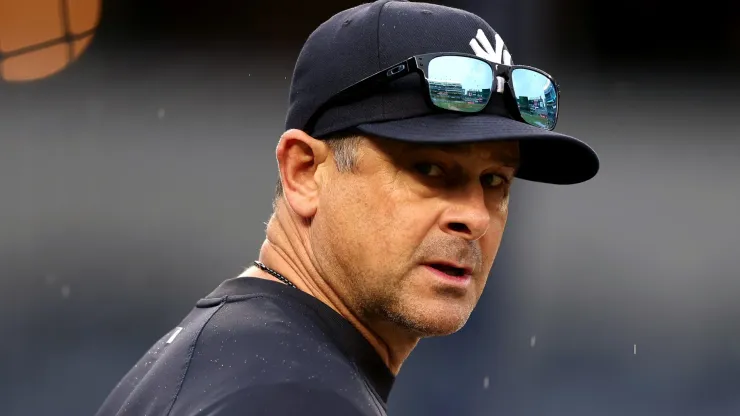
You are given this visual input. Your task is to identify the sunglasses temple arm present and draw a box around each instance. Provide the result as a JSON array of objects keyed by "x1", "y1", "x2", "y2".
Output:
[
  {"x1": 328, "y1": 60, "x2": 415, "y2": 106},
  {"x1": 305, "y1": 58, "x2": 416, "y2": 133}
]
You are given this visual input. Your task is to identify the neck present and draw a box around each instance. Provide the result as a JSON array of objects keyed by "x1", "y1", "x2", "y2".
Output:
[{"x1": 241, "y1": 207, "x2": 418, "y2": 375}]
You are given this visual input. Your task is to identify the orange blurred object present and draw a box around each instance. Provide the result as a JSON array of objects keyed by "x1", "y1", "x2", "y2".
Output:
[{"x1": 0, "y1": 0, "x2": 100, "y2": 82}]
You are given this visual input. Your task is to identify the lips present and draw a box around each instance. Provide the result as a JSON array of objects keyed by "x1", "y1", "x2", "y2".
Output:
[{"x1": 425, "y1": 262, "x2": 472, "y2": 277}]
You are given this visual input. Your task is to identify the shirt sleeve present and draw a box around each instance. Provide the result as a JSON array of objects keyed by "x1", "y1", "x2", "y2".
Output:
[{"x1": 195, "y1": 382, "x2": 378, "y2": 416}]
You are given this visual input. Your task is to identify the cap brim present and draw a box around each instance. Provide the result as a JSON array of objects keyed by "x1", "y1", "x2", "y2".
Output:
[{"x1": 355, "y1": 113, "x2": 599, "y2": 185}]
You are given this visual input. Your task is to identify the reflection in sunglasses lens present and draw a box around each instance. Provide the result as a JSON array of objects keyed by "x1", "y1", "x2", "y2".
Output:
[
  {"x1": 511, "y1": 68, "x2": 557, "y2": 130},
  {"x1": 427, "y1": 56, "x2": 493, "y2": 113}
]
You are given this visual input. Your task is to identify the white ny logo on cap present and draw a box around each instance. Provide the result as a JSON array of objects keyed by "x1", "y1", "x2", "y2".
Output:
[
  {"x1": 469, "y1": 29, "x2": 512, "y2": 65},
  {"x1": 469, "y1": 29, "x2": 511, "y2": 93}
]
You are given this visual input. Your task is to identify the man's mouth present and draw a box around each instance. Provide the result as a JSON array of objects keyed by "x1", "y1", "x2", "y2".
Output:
[{"x1": 426, "y1": 263, "x2": 471, "y2": 277}]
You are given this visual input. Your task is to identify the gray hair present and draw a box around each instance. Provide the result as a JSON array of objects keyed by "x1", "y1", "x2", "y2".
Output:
[{"x1": 272, "y1": 131, "x2": 363, "y2": 209}]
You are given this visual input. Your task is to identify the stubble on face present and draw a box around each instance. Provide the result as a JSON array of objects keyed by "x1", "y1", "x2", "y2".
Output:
[{"x1": 311, "y1": 137, "x2": 516, "y2": 338}]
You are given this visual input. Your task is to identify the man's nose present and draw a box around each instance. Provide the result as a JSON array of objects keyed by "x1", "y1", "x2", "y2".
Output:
[{"x1": 439, "y1": 185, "x2": 490, "y2": 241}]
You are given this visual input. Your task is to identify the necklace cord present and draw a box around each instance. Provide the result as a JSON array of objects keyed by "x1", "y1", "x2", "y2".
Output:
[{"x1": 253, "y1": 261, "x2": 297, "y2": 289}]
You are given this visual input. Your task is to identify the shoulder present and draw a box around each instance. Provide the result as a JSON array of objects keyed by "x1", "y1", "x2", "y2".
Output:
[
  {"x1": 193, "y1": 291, "x2": 350, "y2": 373},
  {"x1": 197, "y1": 291, "x2": 338, "y2": 361},
  {"x1": 192, "y1": 382, "x2": 382, "y2": 416},
  {"x1": 168, "y1": 293, "x2": 377, "y2": 413}
]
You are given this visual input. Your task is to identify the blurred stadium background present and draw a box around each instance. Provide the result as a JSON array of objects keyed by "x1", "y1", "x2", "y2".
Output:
[{"x1": 1, "y1": 0, "x2": 739, "y2": 415}]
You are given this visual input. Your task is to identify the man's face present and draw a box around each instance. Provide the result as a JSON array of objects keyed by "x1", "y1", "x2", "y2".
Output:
[{"x1": 311, "y1": 136, "x2": 519, "y2": 337}]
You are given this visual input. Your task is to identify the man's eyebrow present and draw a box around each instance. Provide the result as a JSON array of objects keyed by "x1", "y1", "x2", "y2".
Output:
[
  {"x1": 412, "y1": 144, "x2": 521, "y2": 167},
  {"x1": 483, "y1": 152, "x2": 520, "y2": 168},
  {"x1": 470, "y1": 154, "x2": 520, "y2": 169}
]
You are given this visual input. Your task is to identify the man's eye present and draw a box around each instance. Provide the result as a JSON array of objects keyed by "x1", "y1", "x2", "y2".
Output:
[
  {"x1": 482, "y1": 173, "x2": 506, "y2": 187},
  {"x1": 414, "y1": 163, "x2": 445, "y2": 177}
]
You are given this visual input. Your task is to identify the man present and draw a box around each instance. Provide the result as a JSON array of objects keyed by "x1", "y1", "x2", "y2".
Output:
[{"x1": 96, "y1": 0, "x2": 599, "y2": 415}]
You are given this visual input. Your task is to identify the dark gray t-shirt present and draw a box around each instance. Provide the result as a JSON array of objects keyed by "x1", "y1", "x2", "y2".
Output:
[{"x1": 95, "y1": 277, "x2": 394, "y2": 415}]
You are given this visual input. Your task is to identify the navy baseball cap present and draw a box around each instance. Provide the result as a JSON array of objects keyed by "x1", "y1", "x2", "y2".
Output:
[{"x1": 285, "y1": 0, "x2": 599, "y2": 184}]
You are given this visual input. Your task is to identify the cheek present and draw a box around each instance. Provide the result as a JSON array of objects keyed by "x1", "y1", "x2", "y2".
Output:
[
  {"x1": 375, "y1": 179, "x2": 439, "y2": 246},
  {"x1": 318, "y1": 179, "x2": 396, "y2": 264},
  {"x1": 332, "y1": 176, "x2": 434, "y2": 268},
  {"x1": 481, "y1": 204, "x2": 510, "y2": 265},
  {"x1": 320, "y1": 181, "x2": 370, "y2": 242}
]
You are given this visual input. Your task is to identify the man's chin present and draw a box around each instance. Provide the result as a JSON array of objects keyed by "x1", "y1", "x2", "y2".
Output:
[
  {"x1": 386, "y1": 309, "x2": 472, "y2": 338},
  {"x1": 418, "y1": 317, "x2": 470, "y2": 337}
]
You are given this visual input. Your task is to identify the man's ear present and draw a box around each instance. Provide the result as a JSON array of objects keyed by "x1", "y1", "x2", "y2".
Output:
[{"x1": 275, "y1": 129, "x2": 329, "y2": 218}]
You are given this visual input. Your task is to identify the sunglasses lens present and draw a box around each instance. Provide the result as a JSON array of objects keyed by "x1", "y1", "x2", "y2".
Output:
[
  {"x1": 427, "y1": 56, "x2": 493, "y2": 113},
  {"x1": 511, "y1": 68, "x2": 557, "y2": 130}
]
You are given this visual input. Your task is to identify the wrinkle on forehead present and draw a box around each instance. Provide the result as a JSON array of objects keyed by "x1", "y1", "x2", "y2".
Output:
[
  {"x1": 405, "y1": 141, "x2": 520, "y2": 167},
  {"x1": 362, "y1": 137, "x2": 520, "y2": 171}
]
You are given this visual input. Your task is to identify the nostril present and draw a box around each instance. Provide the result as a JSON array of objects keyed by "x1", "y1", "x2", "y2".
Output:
[{"x1": 449, "y1": 222, "x2": 469, "y2": 233}]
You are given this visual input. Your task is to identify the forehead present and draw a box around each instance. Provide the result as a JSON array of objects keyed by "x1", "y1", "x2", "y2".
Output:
[{"x1": 371, "y1": 138, "x2": 520, "y2": 167}]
